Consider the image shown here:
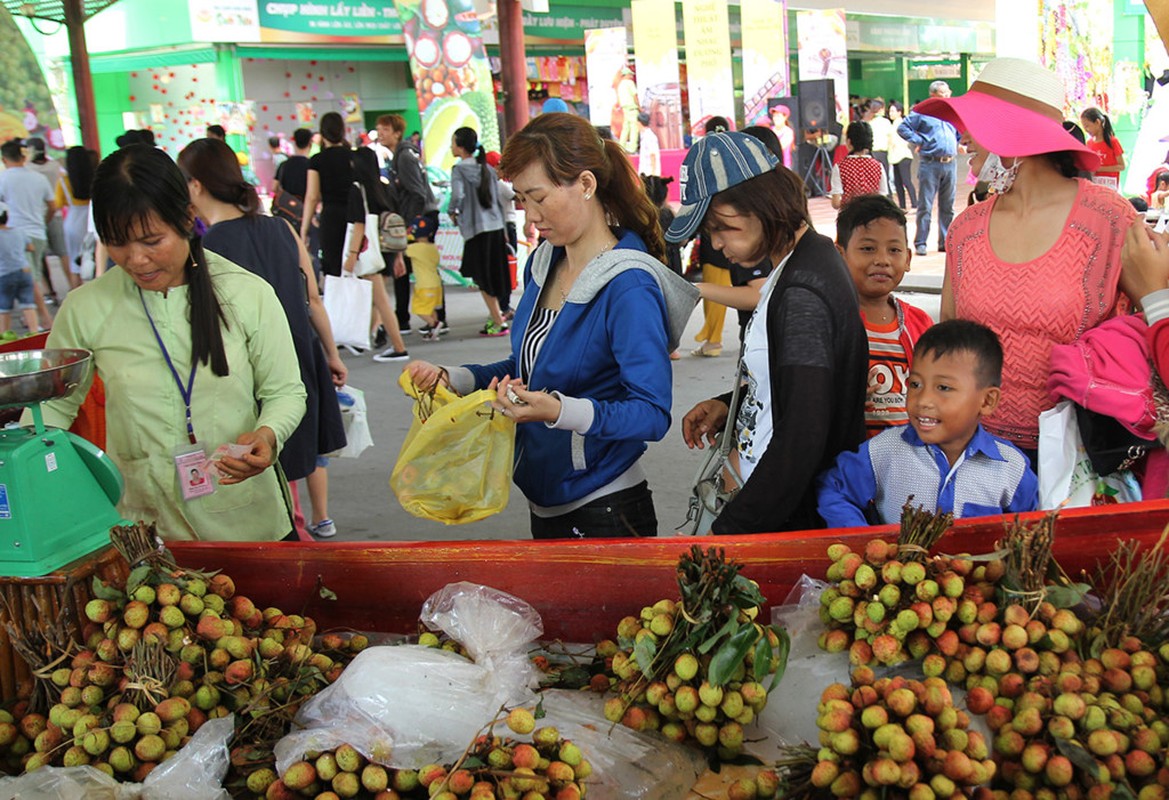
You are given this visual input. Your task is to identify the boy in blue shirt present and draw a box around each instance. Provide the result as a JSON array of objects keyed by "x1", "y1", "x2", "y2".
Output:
[
  {"x1": 0, "y1": 202, "x2": 37, "y2": 334},
  {"x1": 817, "y1": 319, "x2": 1037, "y2": 526}
]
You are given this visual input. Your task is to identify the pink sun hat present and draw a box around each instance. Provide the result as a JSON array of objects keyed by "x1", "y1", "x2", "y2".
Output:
[{"x1": 913, "y1": 57, "x2": 1100, "y2": 174}]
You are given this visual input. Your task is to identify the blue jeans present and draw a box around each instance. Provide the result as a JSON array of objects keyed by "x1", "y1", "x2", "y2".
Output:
[{"x1": 915, "y1": 158, "x2": 956, "y2": 251}]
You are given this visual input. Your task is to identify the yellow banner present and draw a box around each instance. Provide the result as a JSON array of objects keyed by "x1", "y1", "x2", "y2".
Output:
[
  {"x1": 741, "y1": 0, "x2": 789, "y2": 126},
  {"x1": 632, "y1": 0, "x2": 684, "y2": 150},
  {"x1": 682, "y1": 0, "x2": 735, "y2": 135}
]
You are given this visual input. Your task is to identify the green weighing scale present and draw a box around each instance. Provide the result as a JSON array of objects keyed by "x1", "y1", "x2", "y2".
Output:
[{"x1": 0, "y1": 349, "x2": 125, "y2": 577}]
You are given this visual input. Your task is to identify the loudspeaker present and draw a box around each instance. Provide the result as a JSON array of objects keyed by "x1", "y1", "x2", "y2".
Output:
[{"x1": 797, "y1": 79, "x2": 835, "y2": 131}]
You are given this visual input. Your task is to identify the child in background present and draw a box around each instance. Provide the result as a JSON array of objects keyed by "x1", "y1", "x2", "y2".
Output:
[
  {"x1": 409, "y1": 216, "x2": 444, "y2": 342},
  {"x1": 0, "y1": 203, "x2": 38, "y2": 333},
  {"x1": 836, "y1": 194, "x2": 933, "y2": 437},
  {"x1": 642, "y1": 174, "x2": 681, "y2": 275},
  {"x1": 830, "y1": 122, "x2": 888, "y2": 209},
  {"x1": 1081, "y1": 107, "x2": 1125, "y2": 189},
  {"x1": 816, "y1": 320, "x2": 1038, "y2": 526}
]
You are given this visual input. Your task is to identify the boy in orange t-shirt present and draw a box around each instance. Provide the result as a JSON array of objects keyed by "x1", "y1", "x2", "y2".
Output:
[{"x1": 836, "y1": 195, "x2": 934, "y2": 437}]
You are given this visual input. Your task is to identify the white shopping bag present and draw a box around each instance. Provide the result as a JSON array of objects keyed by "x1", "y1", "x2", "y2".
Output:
[
  {"x1": 323, "y1": 273, "x2": 372, "y2": 350},
  {"x1": 326, "y1": 385, "x2": 373, "y2": 458},
  {"x1": 1038, "y1": 400, "x2": 1142, "y2": 509}
]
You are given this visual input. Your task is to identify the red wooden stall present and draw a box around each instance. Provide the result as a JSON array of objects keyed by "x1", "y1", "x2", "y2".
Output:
[{"x1": 169, "y1": 500, "x2": 1169, "y2": 644}]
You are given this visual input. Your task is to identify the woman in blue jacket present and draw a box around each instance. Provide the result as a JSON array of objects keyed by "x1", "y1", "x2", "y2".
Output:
[{"x1": 406, "y1": 112, "x2": 698, "y2": 539}]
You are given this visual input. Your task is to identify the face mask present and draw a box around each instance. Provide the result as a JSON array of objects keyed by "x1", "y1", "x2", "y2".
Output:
[{"x1": 977, "y1": 152, "x2": 1022, "y2": 194}]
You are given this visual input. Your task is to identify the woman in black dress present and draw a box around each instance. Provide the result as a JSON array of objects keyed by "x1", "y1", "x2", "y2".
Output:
[{"x1": 179, "y1": 137, "x2": 347, "y2": 533}]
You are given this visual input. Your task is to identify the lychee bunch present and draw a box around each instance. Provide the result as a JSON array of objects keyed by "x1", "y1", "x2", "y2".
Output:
[
  {"x1": 266, "y1": 707, "x2": 592, "y2": 799},
  {"x1": 592, "y1": 547, "x2": 787, "y2": 759},
  {"x1": 811, "y1": 671, "x2": 995, "y2": 799},
  {"x1": 819, "y1": 538, "x2": 1005, "y2": 670}
]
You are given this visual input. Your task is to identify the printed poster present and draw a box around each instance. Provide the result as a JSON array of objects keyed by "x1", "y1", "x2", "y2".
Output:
[
  {"x1": 631, "y1": 0, "x2": 684, "y2": 151},
  {"x1": 682, "y1": 0, "x2": 735, "y2": 136},
  {"x1": 797, "y1": 9, "x2": 849, "y2": 127},
  {"x1": 342, "y1": 93, "x2": 363, "y2": 123},
  {"x1": 189, "y1": 0, "x2": 261, "y2": 43},
  {"x1": 295, "y1": 102, "x2": 314, "y2": 124},
  {"x1": 585, "y1": 26, "x2": 630, "y2": 127},
  {"x1": 393, "y1": 0, "x2": 500, "y2": 178},
  {"x1": 741, "y1": 0, "x2": 790, "y2": 126}
]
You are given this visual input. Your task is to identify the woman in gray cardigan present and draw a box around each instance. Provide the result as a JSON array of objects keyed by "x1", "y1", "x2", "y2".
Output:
[{"x1": 450, "y1": 127, "x2": 510, "y2": 337}]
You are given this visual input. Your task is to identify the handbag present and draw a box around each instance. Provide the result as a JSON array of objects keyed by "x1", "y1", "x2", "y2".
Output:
[
  {"x1": 680, "y1": 358, "x2": 746, "y2": 535},
  {"x1": 322, "y1": 272, "x2": 373, "y2": 350},
  {"x1": 271, "y1": 189, "x2": 304, "y2": 228},
  {"x1": 342, "y1": 183, "x2": 386, "y2": 277}
]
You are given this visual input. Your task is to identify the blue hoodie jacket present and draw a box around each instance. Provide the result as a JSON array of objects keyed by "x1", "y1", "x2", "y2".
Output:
[{"x1": 451, "y1": 230, "x2": 699, "y2": 509}]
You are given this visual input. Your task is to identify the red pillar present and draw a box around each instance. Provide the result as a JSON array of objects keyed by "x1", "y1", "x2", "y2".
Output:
[
  {"x1": 63, "y1": 0, "x2": 100, "y2": 154},
  {"x1": 497, "y1": 0, "x2": 529, "y2": 141}
]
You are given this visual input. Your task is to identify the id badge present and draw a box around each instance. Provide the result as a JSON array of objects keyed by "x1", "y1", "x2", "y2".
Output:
[{"x1": 174, "y1": 446, "x2": 214, "y2": 501}]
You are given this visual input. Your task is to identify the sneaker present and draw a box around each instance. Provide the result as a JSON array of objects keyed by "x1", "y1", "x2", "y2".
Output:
[
  {"x1": 373, "y1": 325, "x2": 388, "y2": 348},
  {"x1": 480, "y1": 321, "x2": 509, "y2": 337},
  {"x1": 437, "y1": 320, "x2": 450, "y2": 334},
  {"x1": 372, "y1": 347, "x2": 409, "y2": 362},
  {"x1": 341, "y1": 344, "x2": 366, "y2": 356},
  {"x1": 502, "y1": 309, "x2": 515, "y2": 322},
  {"x1": 915, "y1": 246, "x2": 928, "y2": 256},
  {"x1": 308, "y1": 519, "x2": 336, "y2": 538},
  {"x1": 420, "y1": 328, "x2": 442, "y2": 342},
  {"x1": 400, "y1": 326, "x2": 414, "y2": 336}
]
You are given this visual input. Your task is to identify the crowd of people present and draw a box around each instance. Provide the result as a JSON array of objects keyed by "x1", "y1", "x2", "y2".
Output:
[{"x1": 6, "y1": 54, "x2": 1168, "y2": 544}]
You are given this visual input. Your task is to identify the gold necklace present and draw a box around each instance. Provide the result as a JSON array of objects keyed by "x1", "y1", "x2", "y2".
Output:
[{"x1": 558, "y1": 240, "x2": 615, "y2": 306}]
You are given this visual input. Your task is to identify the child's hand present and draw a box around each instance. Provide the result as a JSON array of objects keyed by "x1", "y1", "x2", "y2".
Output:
[{"x1": 1121, "y1": 217, "x2": 1169, "y2": 304}]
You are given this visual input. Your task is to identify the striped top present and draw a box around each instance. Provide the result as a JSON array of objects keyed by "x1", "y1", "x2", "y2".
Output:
[
  {"x1": 864, "y1": 316, "x2": 910, "y2": 436},
  {"x1": 521, "y1": 306, "x2": 558, "y2": 383}
]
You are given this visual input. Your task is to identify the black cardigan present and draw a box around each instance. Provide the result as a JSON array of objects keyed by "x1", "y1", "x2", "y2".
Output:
[{"x1": 712, "y1": 229, "x2": 867, "y2": 534}]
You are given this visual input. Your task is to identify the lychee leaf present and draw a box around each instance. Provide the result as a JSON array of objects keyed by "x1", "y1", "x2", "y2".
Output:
[
  {"x1": 126, "y1": 565, "x2": 153, "y2": 595},
  {"x1": 461, "y1": 756, "x2": 486, "y2": 769},
  {"x1": 730, "y1": 574, "x2": 766, "y2": 607},
  {"x1": 708, "y1": 623, "x2": 757, "y2": 686},
  {"x1": 765, "y1": 626, "x2": 790, "y2": 691},
  {"x1": 91, "y1": 576, "x2": 124, "y2": 602},
  {"x1": 1043, "y1": 582, "x2": 1090, "y2": 609},
  {"x1": 633, "y1": 635, "x2": 657, "y2": 678},
  {"x1": 1053, "y1": 737, "x2": 1101, "y2": 777},
  {"x1": 698, "y1": 615, "x2": 738, "y2": 655},
  {"x1": 534, "y1": 697, "x2": 545, "y2": 719}
]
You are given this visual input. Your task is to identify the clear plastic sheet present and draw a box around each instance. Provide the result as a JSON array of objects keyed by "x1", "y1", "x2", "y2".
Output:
[
  {"x1": 276, "y1": 583, "x2": 542, "y2": 773},
  {"x1": 0, "y1": 714, "x2": 234, "y2": 800},
  {"x1": 535, "y1": 689, "x2": 708, "y2": 800},
  {"x1": 755, "y1": 575, "x2": 991, "y2": 757}
]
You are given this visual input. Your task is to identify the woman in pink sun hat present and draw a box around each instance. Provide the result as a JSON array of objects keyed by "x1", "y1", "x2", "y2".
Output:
[{"x1": 930, "y1": 57, "x2": 1137, "y2": 464}]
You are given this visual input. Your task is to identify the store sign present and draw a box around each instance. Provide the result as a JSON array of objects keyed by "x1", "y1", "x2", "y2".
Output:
[
  {"x1": 189, "y1": 0, "x2": 403, "y2": 42},
  {"x1": 741, "y1": 0, "x2": 789, "y2": 126},
  {"x1": 682, "y1": 0, "x2": 734, "y2": 135},
  {"x1": 259, "y1": 0, "x2": 403, "y2": 39}
]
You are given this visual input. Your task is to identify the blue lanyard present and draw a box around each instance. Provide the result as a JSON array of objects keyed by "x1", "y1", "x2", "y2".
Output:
[{"x1": 138, "y1": 288, "x2": 198, "y2": 445}]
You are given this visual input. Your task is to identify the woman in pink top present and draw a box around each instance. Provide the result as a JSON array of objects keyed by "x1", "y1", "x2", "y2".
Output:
[{"x1": 923, "y1": 58, "x2": 1136, "y2": 461}]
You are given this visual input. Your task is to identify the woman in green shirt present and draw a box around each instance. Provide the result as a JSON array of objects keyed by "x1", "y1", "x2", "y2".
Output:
[{"x1": 38, "y1": 145, "x2": 306, "y2": 542}]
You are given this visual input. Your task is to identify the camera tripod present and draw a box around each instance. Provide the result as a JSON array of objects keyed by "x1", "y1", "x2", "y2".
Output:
[{"x1": 802, "y1": 144, "x2": 835, "y2": 198}]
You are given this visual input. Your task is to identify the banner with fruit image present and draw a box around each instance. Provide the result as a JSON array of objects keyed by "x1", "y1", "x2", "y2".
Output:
[
  {"x1": 393, "y1": 0, "x2": 500, "y2": 177},
  {"x1": 0, "y1": 4, "x2": 64, "y2": 151}
]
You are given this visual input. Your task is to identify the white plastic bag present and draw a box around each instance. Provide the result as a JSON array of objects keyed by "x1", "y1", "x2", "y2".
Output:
[
  {"x1": 322, "y1": 273, "x2": 372, "y2": 350},
  {"x1": 0, "y1": 715, "x2": 234, "y2": 800},
  {"x1": 275, "y1": 583, "x2": 542, "y2": 772},
  {"x1": 342, "y1": 183, "x2": 386, "y2": 277},
  {"x1": 326, "y1": 385, "x2": 373, "y2": 458},
  {"x1": 1038, "y1": 400, "x2": 1142, "y2": 509}
]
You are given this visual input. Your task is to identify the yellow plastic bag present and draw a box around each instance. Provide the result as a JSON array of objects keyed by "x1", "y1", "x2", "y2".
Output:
[{"x1": 391, "y1": 371, "x2": 516, "y2": 524}]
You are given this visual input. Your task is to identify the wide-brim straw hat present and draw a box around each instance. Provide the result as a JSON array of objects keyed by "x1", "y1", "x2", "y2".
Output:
[{"x1": 913, "y1": 57, "x2": 1100, "y2": 173}]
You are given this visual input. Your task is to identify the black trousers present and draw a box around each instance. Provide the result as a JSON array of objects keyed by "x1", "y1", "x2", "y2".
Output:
[
  {"x1": 529, "y1": 481, "x2": 658, "y2": 539},
  {"x1": 892, "y1": 159, "x2": 917, "y2": 210}
]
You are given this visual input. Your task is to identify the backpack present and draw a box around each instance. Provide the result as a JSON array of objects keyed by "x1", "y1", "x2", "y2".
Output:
[{"x1": 378, "y1": 211, "x2": 409, "y2": 252}]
